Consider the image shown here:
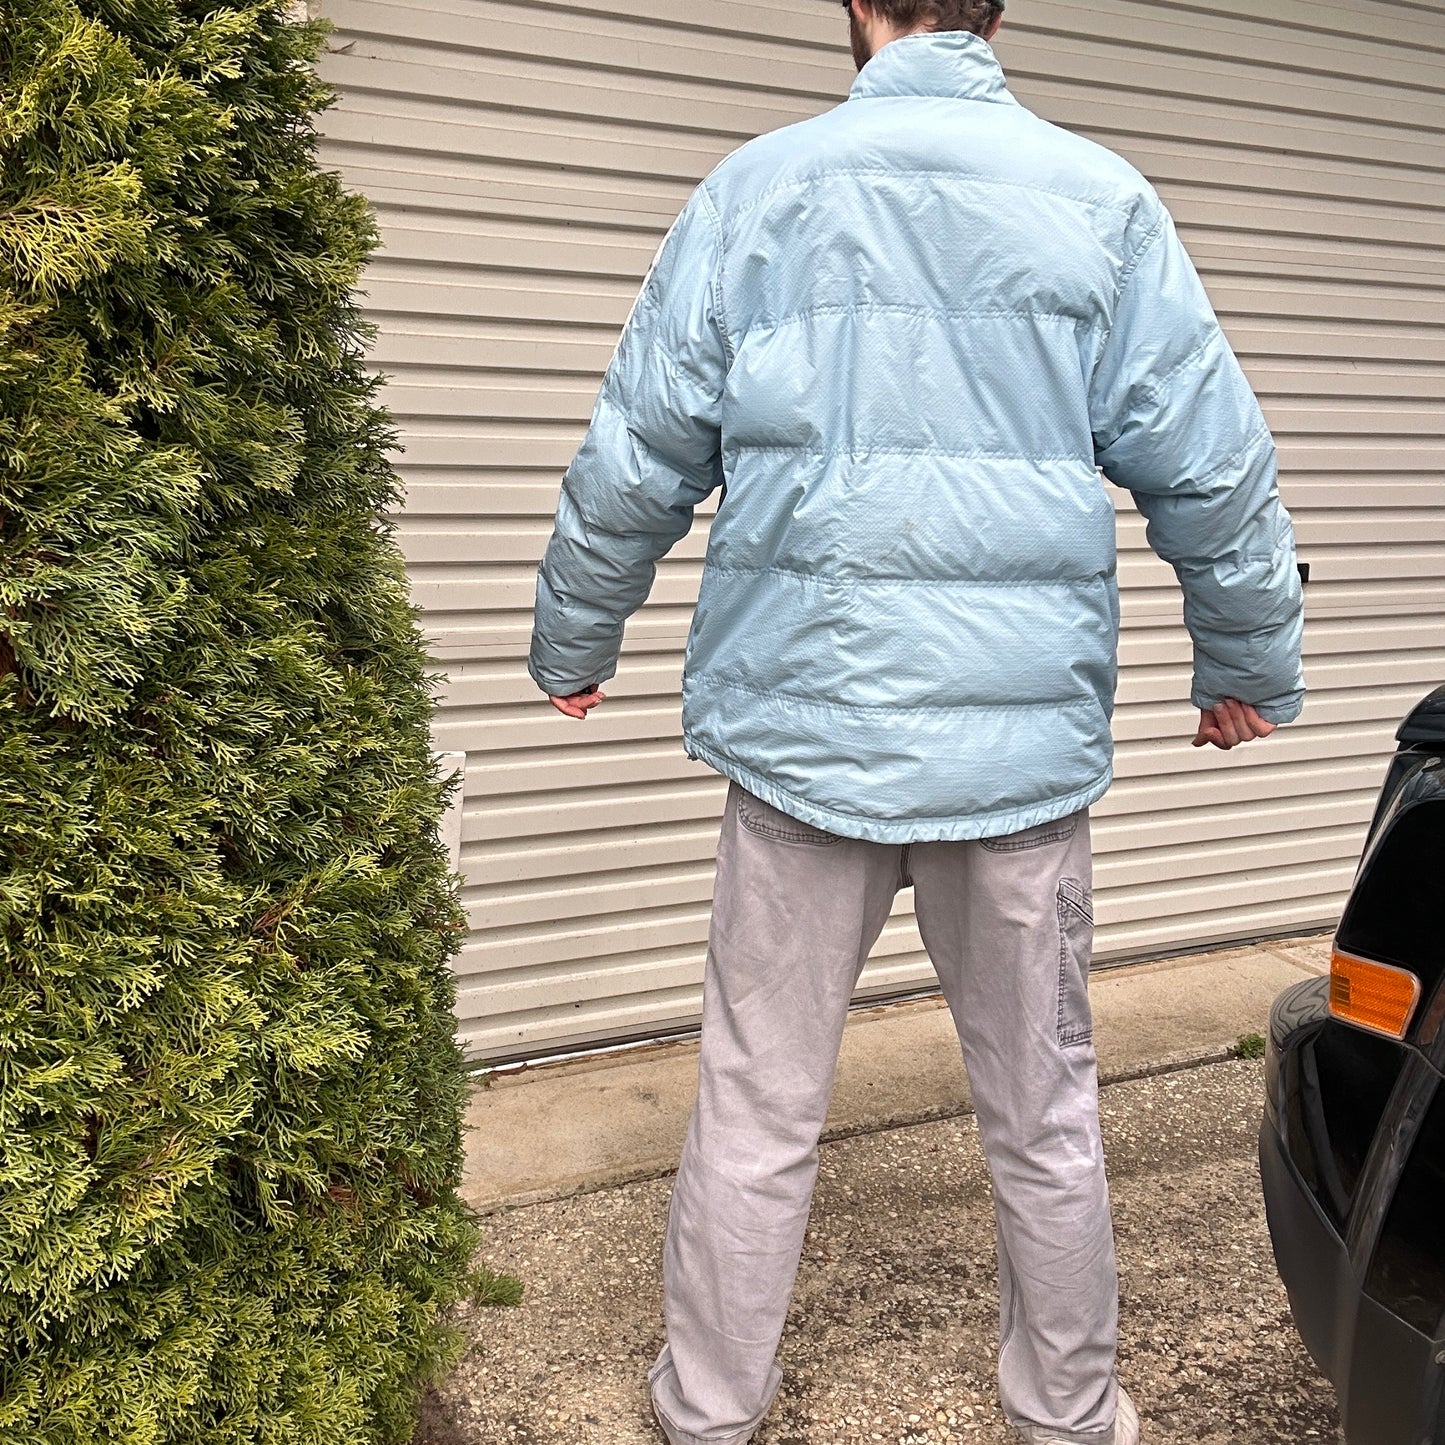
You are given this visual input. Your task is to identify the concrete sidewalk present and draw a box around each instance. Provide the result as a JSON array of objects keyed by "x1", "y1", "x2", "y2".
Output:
[{"x1": 461, "y1": 933, "x2": 1332, "y2": 1212}]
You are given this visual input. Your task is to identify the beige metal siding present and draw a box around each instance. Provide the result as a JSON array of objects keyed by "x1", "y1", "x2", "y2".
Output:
[{"x1": 313, "y1": 0, "x2": 1445, "y2": 1062}]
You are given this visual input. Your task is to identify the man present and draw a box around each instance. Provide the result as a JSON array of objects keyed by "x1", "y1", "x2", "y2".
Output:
[{"x1": 529, "y1": 1, "x2": 1305, "y2": 1441}]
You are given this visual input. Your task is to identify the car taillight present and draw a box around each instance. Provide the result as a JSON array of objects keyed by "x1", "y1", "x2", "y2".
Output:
[{"x1": 1329, "y1": 949, "x2": 1423, "y2": 1041}]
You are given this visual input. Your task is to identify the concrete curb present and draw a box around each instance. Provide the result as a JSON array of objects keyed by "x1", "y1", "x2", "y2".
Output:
[{"x1": 461, "y1": 933, "x2": 1331, "y2": 1214}]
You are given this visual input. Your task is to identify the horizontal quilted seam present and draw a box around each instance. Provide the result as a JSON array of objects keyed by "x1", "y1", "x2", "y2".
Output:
[
  {"x1": 584, "y1": 389, "x2": 719, "y2": 493},
  {"x1": 1176, "y1": 546, "x2": 1290, "y2": 569},
  {"x1": 1124, "y1": 329, "x2": 1222, "y2": 407},
  {"x1": 1157, "y1": 424, "x2": 1274, "y2": 496},
  {"x1": 726, "y1": 446, "x2": 1088, "y2": 462},
  {"x1": 702, "y1": 565, "x2": 1111, "y2": 588},
  {"x1": 744, "y1": 304, "x2": 1090, "y2": 331},
  {"x1": 687, "y1": 673, "x2": 1099, "y2": 718},
  {"x1": 720, "y1": 165, "x2": 1136, "y2": 231}
]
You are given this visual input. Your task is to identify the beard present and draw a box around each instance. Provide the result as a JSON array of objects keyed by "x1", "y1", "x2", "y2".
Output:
[{"x1": 850, "y1": 10, "x2": 873, "y2": 70}]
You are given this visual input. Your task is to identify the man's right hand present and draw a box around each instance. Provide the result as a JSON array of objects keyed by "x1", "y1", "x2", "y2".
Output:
[{"x1": 1192, "y1": 697, "x2": 1276, "y2": 750}]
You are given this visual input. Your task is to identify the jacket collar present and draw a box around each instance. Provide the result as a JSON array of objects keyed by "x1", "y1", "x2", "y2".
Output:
[{"x1": 848, "y1": 30, "x2": 1018, "y2": 105}]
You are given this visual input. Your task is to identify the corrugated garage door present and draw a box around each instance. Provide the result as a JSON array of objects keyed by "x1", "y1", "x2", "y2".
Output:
[{"x1": 312, "y1": 0, "x2": 1445, "y2": 1063}]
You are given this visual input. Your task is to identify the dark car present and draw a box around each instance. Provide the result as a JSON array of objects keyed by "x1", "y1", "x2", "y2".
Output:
[{"x1": 1262, "y1": 685, "x2": 1445, "y2": 1445}]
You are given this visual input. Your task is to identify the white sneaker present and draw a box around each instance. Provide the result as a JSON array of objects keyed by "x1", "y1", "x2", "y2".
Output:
[
  {"x1": 1113, "y1": 1387, "x2": 1140, "y2": 1445},
  {"x1": 1016, "y1": 1385, "x2": 1140, "y2": 1445}
]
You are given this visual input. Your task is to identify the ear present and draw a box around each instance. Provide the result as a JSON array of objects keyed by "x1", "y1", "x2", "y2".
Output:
[{"x1": 983, "y1": 8, "x2": 1004, "y2": 39}]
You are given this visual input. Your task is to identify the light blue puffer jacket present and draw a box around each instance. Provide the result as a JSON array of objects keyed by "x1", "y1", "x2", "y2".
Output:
[{"x1": 529, "y1": 30, "x2": 1305, "y2": 843}]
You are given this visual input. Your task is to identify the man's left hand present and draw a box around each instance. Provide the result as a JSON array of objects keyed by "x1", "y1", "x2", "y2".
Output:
[{"x1": 548, "y1": 687, "x2": 607, "y2": 721}]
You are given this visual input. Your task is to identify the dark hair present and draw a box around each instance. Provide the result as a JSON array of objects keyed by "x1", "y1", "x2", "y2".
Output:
[{"x1": 865, "y1": 0, "x2": 1004, "y2": 37}]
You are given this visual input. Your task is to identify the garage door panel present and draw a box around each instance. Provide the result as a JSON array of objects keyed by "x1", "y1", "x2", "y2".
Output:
[
  {"x1": 465, "y1": 721, "x2": 1396, "y2": 848},
  {"x1": 452, "y1": 638, "x2": 1443, "y2": 714},
  {"x1": 326, "y1": 45, "x2": 822, "y2": 139},
  {"x1": 1198, "y1": 241, "x2": 1445, "y2": 294},
  {"x1": 1165, "y1": 189, "x2": 1445, "y2": 252},
  {"x1": 421, "y1": 607, "x2": 699, "y2": 661},
  {"x1": 459, "y1": 785, "x2": 1379, "y2": 937},
  {"x1": 321, "y1": 146, "x2": 692, "y2": 227},
  {"x1": 1106, "y1": 135, "x2": 1445, "y2": 214},
  {"x1": 372, "y1": 324, "x2": 618, "y2": 375},
  {"x1": 316, "y1": 0, "x2": 1445, "y2": 1061},
  {"x1": 333, "y1": 0, "x2": 844, "y2": 92},
  {"x1": 1225, "y1": 319, "x2": 1445, "y2": 365},
  {"x1": 1007, "y1": 33, "x2": 1445, "y2": 133},
  {"x1": 1094, "y1": 895, "x2": 1345, "y2": 964},
  {"x1": 1019, "y1": 0, "x2": 1443, "y2": 90},
  {"x1": 457, "y1": 827, "x2": 1359, "y2": 1001},
  {"x1": 1031, "y1": 84, "x2": 1445, "y2": 176}
]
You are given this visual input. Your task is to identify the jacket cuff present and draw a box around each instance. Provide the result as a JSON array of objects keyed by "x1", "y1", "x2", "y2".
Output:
[
  {"x1": 529, "y1": 657, "x2": 610, "y2": 697},
  {"x1": 1252, "y1": 697, "x2": 1305, "y2": 726},
  {"x1": 1191, "y1": 688, "x2": 1304, "y2": 726}
]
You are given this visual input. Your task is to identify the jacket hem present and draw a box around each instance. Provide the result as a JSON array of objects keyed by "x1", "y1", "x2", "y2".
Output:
[{"x1": 685, "y1": 740, "x2": 1113, "y2": 844}]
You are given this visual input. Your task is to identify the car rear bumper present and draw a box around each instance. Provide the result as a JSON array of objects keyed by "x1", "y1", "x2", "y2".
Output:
[
  {"x1": 1262, "y1": 976, "x2": 1445, "y2": 1445},
  {"x1": 1259, "y1": 1098, "x2": 1346, "y2": 1375}
]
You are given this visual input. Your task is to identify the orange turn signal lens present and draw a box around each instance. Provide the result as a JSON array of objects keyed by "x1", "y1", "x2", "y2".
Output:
[{"x1": 1329, "y1": 949, "x2": 1422, "y2": 1040}]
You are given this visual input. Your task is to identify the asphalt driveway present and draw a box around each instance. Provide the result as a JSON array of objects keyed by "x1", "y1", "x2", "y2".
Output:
[{"x1": 420, "y1": 1059, "x2": 1342, "y2": 1445}]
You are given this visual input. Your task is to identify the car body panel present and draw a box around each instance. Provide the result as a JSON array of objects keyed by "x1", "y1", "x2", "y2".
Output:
[{"x1": 1262, "y1": 684, "x2": 1445, "y2": 1445}]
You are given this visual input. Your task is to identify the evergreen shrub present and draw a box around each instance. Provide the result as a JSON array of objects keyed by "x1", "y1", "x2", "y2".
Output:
[{"x1": 0, "y1": 1, "x2": 482, "y2": 1439}]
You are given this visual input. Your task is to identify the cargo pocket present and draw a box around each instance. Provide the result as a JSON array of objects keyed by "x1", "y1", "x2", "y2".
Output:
[
  {"x1": 1056, "y1": 877, "x2": 1094, "y2": 1048},
  {"x1": 735, "y1": 786, "x2": 843, "y2": 847}
]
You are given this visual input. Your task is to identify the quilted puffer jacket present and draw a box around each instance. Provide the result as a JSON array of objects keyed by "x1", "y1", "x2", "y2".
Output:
[{"x1": 529, "y1": 30, "x2": 1305, "y2": 843}]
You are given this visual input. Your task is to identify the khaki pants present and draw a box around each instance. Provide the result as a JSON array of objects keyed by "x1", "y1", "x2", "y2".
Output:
[{"x1": 649, "y1": 783, "x2": 1121, "y2": 1445}]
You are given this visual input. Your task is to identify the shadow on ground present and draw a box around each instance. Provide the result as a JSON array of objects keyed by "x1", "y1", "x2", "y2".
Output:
[
  {"x1": 421, "y1": 1060, "x2": 1342, "y2": 1444},
  {"x1": 415, "y1": 1387, "x2": 475, "y2": 1445}
]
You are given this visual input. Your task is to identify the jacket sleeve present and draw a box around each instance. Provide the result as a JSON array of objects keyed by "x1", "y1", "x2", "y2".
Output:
[
  {"x1": 528, "y1": 184, "x2": 729, "y2": 697},
  {"x1": 1089, "y1": 201, "x2": 1305, "y2": 725}
]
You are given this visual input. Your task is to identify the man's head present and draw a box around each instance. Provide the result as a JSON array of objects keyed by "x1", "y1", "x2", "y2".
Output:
[{"x1": 846, "y1": 0, "x2": 1004, "y2": 71}]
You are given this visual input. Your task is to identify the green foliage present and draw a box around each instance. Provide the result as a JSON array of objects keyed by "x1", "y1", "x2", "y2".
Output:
[
  {"x1": 0, "y1": 1, "x2": 481, "y2": 1440},
  {"x1": 1234, "y1": 1032, "x2": 1267, "y2": 1061},
  {"x1": 472, "y1": 1266, "x2": 524, "y2": 1311}
]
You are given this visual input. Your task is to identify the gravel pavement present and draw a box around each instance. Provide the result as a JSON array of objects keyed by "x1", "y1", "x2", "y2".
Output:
[{"x1": 419, "y1": 1059, "x2": 1342, "y2": 1445}]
